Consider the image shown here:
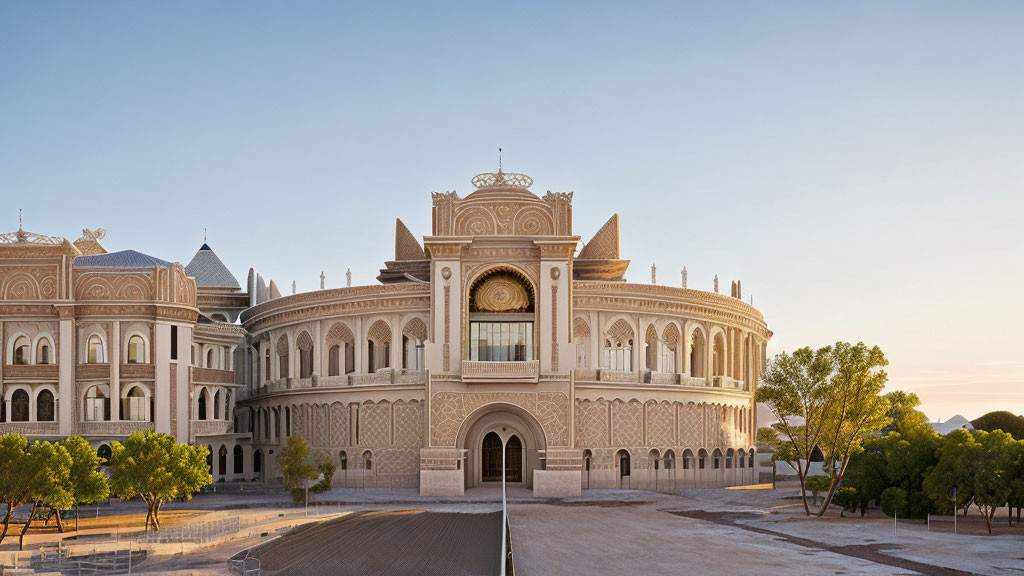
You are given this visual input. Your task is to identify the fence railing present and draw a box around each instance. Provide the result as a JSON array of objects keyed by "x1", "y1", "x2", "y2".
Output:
[{"x1": 136, "y1": 516, "x2": 240, "y2": 544}]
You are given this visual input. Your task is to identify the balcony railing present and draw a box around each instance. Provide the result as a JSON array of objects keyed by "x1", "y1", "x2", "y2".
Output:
[
  {"x1": 76, "y1": 364, "x2": 110, "y2": 379},
  {"x1": 192, "y1": 367, "x2": 235, "y2": 385},
  {"x1": 120, "y1": 364, "x2": 155, "y2": 380},
  {"x1": 461, "y1": 360, "x2": 540, "y2": 383},
  {"x1": 191, "y1": 420, "x2": 233, "y2": 437},
  {"x1": 78, "y1": 421, "x2": 154, "y2": 436},
  {"x1": 0, "y1": 422, "x2": 60, "y2": 435},
  {"x1": 2, "y1": 364, "x2": 58, "y2": 379}
]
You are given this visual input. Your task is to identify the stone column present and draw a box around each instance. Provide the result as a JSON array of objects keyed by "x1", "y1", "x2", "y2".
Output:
[
  {"x1": 110, "y1": 322, "x2": 120, "y2": 422},
  {"x1": 634, "y1": 314, "x2": 644, "y2": 377},
  {"x1": 390, "y1": 313, "x2": 401, "y2": 371},
  {"x1": 176, "y1": 325, "x2": 192, "y2": 442},
  {"x1": 154, "y1": 323, "x2": 171, "y2": 434},
  {"x1": 589, "y1": 311, "x2": 600, "y2": 370},
  {"x1": 313, "y1": 321, "x2": 323, "y2": 377},
  {"x1": 354, "y1": 317, "x2": 365, "y2": 374},
  {"x1": 58, "y1": 316, "x2": 74, "y2": 435}
]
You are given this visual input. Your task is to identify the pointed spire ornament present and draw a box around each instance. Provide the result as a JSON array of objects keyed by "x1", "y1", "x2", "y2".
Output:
[
  {"x1": 651, "y1": 263, "x2": 657, "y2": 285},
  {"x1": 737, "y1": 280, "x2": 742, "y2": 300},
  {"x1": 320, "y1": 271, "x2": 325, "y2": 290},
  {"x1": 292, "y1": 280, "x2": 296, "y2": 295},
  {"x1": 714, "y1": 274, "x2": 719, "y2": 293},
  {"x1": 346, "y1": 268, "x2": 352, "y2": 287},
  {"x1": 681, "y1": 267, "x2": 688, "y2": 289}
]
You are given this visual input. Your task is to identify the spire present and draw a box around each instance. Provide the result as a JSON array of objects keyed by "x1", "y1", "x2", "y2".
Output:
[
  {"x1": 714, "y1": 274, "x2": 719, "y2": 293},
  {"x1": 651, "y1": 263, "x2": 657, "y2": 285},
  {"x1": 346, "y1": 268, "x2": 352, "y2": 287},
  {"x1": 681, "y1": 267, "x2": 688, "y2": 289},
  {"x1": 292, "y1": 280, "x2": 296, "y2": 295},
  {"x1": 498, "y1": 147, "x2": 503, "y2": 173},
  {"x1": 320, "y1": 271, "x2": 325, "y2": 290}
]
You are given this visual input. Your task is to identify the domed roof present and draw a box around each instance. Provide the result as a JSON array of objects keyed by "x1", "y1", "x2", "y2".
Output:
[{"x1": 75, "y1": 249, "x2": 171, "y2": 268}]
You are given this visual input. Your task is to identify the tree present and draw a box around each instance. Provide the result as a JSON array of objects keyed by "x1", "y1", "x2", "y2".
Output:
[
  {"x1": 923, "y1": 429, "x2": 978, "y2": 517},
  {"x1": 311, "y1": 451, "x2": 336, "y2": 495},
  {"x1": 841, "y1": 439, "x2": 888, "y2": 516},
  {"x1": 278, "y1": 436, "x2": 318, "y2": 503},
  {"x1": 60, "y1": 435, "x2": 109, "y2": 531},
  {"x1": 833, "y1": 487, "x2": 858, "y2": 517},
  {"x1": 756, "y1": 346, "x2": 835, "y2": 515},
  {"x1": 0, "y1": 434, "x2": 36, "y2": 545},
  {"x1": 805, "y1": 475, "x2": 830, "y2": 506},
  {"x1": 881, "y1": 487, "x2": 908, "y2": 518},
  {"x1": 17, "y1": 441, "x2": 73, "y2": 550},
  {"x1": 972, "y1": 430, "x2": 1015, "y2": 534},
  {"x1": 882, "y1": 391, "x2": 930, "y2": 435},
  {"x1": 108, "y1": 432, "x2": 212, "y2": 531},
  {"x1": 971, "y1": 411, "x2": 1024, "y2": 440},
  {"x1": 757, "y1": 342, "x2": 890, "y2": 516}
]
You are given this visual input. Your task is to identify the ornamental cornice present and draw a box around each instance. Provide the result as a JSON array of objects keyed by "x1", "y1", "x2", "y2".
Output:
[
  {"x1": 240, "y1": 283, "x2": 431, "y2": 324},
  {"x1": 573, "y1": 281, "x2": 769, "y2": 335},
  {"x1": 242, "y1": 286, "x2": 432, "y2": 334}
]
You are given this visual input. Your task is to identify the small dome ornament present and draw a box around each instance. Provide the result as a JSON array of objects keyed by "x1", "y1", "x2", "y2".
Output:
[{"x1": 471, "y1": 147, "x2": 533, "y2": 190}]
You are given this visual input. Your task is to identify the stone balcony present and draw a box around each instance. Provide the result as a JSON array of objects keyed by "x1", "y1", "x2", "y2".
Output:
[
  {"x1": 77, "y1": 421, "x2": 154, "y2": 436},
  {"x1": 461, "y1": 360, "x2": 540, "y2": 383},
  {"x1": 120, "y1": 363, "x2": 155, "y2": 380},
  {"x1": 191, "y1": 420, "x2": 233, "y2": 437},
  {"x1": 2, "y1": 364, "x2": 58, "y2": 380},
  {"x1": 76, "y1": 363, "x2": 110, "y2": 379},
  {"x1": 712, "y1": 376, "x2": 746, "y2": 390},
  {"x1": 0, "y1": 422, "x2": 60, "y2": 435},
  {"x1": 192, "y1": 367, "x2": 235, "y2": 385}
]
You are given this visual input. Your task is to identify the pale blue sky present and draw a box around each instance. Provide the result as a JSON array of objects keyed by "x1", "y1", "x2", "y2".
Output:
[{"x1": 2, "y1": 2, "x2": 1022, "y2": 420}]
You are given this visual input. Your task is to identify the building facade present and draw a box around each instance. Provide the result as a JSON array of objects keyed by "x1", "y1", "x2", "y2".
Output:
[{"x1": 0, "y1": 167, "x2": 770, "y2": 498}]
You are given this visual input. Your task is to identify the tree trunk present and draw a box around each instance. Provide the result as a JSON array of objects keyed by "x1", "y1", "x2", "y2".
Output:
[
  {"x1": 19, "y1": 501, "x2": 39, "y2": 551},
  {"x1": 984, "y1": 506, "x2": 993, "y2": 535},
  {"x1": 53, "y1": 507, "x2": 64, "y2": 533},
  {"x1": 0, "y1": 503, "x2": 13, "y2": 544},
  {"x1": 153, "y1": 499, "x2": 163, "y2": 531}
]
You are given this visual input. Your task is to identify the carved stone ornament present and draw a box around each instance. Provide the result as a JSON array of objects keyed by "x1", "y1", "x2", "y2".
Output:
[
  {"x1": 470, "y1": 274, "x2": 531, "y2": 313},
  {"x1": 441, "y1": 267, "x2": 452, "y2": 280},
  {"x1": 550, "y1": 267, "x2": 561, "y2": 280}
]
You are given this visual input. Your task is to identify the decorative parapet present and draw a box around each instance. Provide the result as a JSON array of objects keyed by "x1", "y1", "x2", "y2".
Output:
[
  {"x1": 76, "y1": 364, "x2": 110, "y2": 380},
  {"x1": 680, "y1": 376, "x2": 708, "y2": 387},
  {"x1": 599, "y1": 369, "x2": 639, "y2": 383},
  {"x1": 461, "y1": 360, "x2": 540, "y2": 383},
  {"x1": 2, "y1": 365, "x2": 58, "y2": 379},
  {"x1": 78, "y1": 421, "x2": 154, "y2": 436},
  {"x1": 543, "y1": 448, "x2": 583, "y2": 472},
  {"x1": 191, "y1": 367, "x2": 235, "y2": 385},
  {"x1": 650, "y1": 372, "x2": 680, "y2": 385},
  {"x1": 396, "y1": 369, "x2": 425, "y2": 384},
  {"x1": 120, "y1": 364, "x2": 155, "y2": 380},
  {"x1": 573, "y1": 369, "x2": 598, "y2": 382},
  {"x1": 0, "y1": 422, "x2": 60, "y2": 435},
  {"x1": 350, "y1": 369, "x2": 394, "y2": 386},
  {"x1": 419, "y1": 447, "x2": 465, "y2": 471},
  {"x1": 191, "y1": 420, "x2": 232, "y2": 437}
]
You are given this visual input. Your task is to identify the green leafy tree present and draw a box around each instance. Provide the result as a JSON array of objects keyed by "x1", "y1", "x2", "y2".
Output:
[
  {"x1": 1008, "y1": 440, "x2": 1024, "y2": 522},
  {"x1": 60, "y1": 435, "x2": 109, "y2": 531},
  {"x1": 757, "y1": 342, "x2": 890, "y2": 516},
  {"x1": 880, "y1": 487, "x2": 908, "y2": 518},
  {"x1": 0, "y1": 434, "x2": 37, "y2": 545},
  {"x1": 972, "y1": 430, "x2": 1015, "y2": 534},
  {"x1": 841, "y1": 439, "x2": 888, "y2": 516},
  {"x1": 923, "y1": 429, "x2": 978, "y2": 517},
  {"x1": 805, "y1": 475, "x2": 830, "y2": 505},
  {"x1": 311, "y1": 451, "x2": 336, "y2": 495},
  {"x1": 833, "y1": 487, "x2": 858, "y2": 517},
  {"x1": 971, "y1": 411, "x2": 1024, "y2": 439},
  {"x1": 882, "y1": 391, "x2": 930, "y2": 435},
  {"x1": 278, "y1": 436, "x2": 318, "y2": 503},
  {"x1": 108, "y1": 432, "x2": 212, "y2": 531},
  {"x1": 18, "y1": 441, "x2": 74, "y2": 550}
]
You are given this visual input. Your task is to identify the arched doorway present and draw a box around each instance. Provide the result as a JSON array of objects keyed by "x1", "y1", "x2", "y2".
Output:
[
  {"x1": 457, "y1": 403, "x2": 546, "y2": 490},
  {"x1": 481, "y1": 432, "x2": 524, "y2": 483},
  {"x1": 617, "y1": 449, "x2": 631, "y2": 489}
]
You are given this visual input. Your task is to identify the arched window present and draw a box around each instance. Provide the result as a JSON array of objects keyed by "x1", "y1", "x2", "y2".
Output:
[
  {"x1": 713, "y1": 332, "x2": 727, "y2": 378},
  {"x1": 603, "y1": 320, "x2": 634, "y2": 371},
  {"x1": 367, "y1": 321, "x2": 391, "y2": 372},
  {"x1": 11, "y1": 389, "x2": 29, "y2": 422},
  {"x1": 616, "y1": 449, "x2": 631, "y2": 478},
  {"x1": 285, "y1": 406, "x2": 291, "y2": 437},
  {"x1": 276, "y1": 336, "x2": 289, "y2": 378},
  {"x1": 649, "y1": 449, "x2": 661, "y2": 470},
  {"x1": 36, "y1": 389, "x2": 55, "y2": 422},
  {"x1": 198, "y1": 388, "x2": 209, "y2": 420},
  {"x1": 206, "y1": 348, "x2": 216, "y2": 369},
  {"x1": 749, "y1": 450, "x2": 755, "y2": 469},
  {"x1": 297, "y1": 332, "x2": 314, "y2": 378},
  {"x1": 664, "y1": 450, "x2": 675, "y2": 470},
  {"x1": 84, "y1": 385, "x2": 108, "y2": 422},
  {"x1": 698, "y1": 449, "x2": 707, "y2": 470},
  {"x1": 87, "y1": 335, "x2": 104, "y2": 364},
  {"x1": 661, "y1": 324, "x2": 679, "y2": 374},
  {"x1": 253, "y1": 450, "x2": 263, "y2": 476},
  {"x1": 36, "y1": 337, "x2": 53, "y2": 365},
  {"x1": 233, "y1": 445, "x2": 244, "y2": 474},
  {"x1": 127, "y1": 335, "x2": 146, "y2": 364},
  {"x1": 713, "y1": 449, "x2": 723, "y2": 470},
  {"x1": 582, "y1": 449, "x2": 592, "y2": 472},
  {"x1": 123, "y1": 385, "x2": 150, "y2": 422},
  {"x1": 97, "y1": 444, "x2": 112, "y2": 463},
  {"x1": 13, "y1": 336, "x2": 30, "y2": 365},
  {"x1": 218, "y1": 445, "x2": 228, "y2": 476},
  {"x1": 738, "y1": 449, "x2": 746, "y2": 469},
  {"x1": 574, "y1": 317, "x2": 590, "y2": 369},
  {"x1": 645, "y1": 325, "x2": 658, "y2": 372},
  {"x1": 339, "y1": 450, "x2": 348, "y2": 471},
  {"x1": 682, "y1": 449, "x2": 693, "y2": 470},
  {"x1": 725, "y1": 448, "x2": 734, "y2": 469},
  {"x1": 328, "y1": 345, "x2": 341, "y2": 377},
  {"x1": 363, "y1": 450, "x2": 373, "y2": 471},
  {"x1": 689, "y1": 329, "x2": 705, "y2": 378},
  {"x1": 468, "y1": 270, "x2": 535, "y2": 362},
  {"x1": 213, "y1": 389, "x2": 222, "y2": 420},
  {"x1": 402, "y1": 318, "x2": 427, "y2": 371}
]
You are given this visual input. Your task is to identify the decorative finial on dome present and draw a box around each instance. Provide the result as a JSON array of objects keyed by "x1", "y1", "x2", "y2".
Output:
[{"x1": 498, "y1": 147, "x2": 502, "y2": 173}]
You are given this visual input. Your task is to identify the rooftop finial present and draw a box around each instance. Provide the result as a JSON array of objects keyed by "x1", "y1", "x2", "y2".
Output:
[
  {"x1": 498, "y1": 147, "x2": 502, "y2": 173},
  {"x1": 346, "y1": 268, "x2": 352, "y2": 287},
  {"x1": 18, "y1": 208, "x2": 22, "y2": 231},
  {"x1": 203, "y1": 227, "x2": 207, "y2": 244}
]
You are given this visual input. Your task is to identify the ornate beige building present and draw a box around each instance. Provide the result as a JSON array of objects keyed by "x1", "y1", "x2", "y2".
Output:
[{"x1": 0, "y1": 167, "x2": 770, "y2": 498}]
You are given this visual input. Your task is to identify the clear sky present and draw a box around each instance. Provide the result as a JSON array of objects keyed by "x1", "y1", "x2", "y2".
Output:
[{"x1": 2, "y1": 2, "x2": 1021, "y2": 421}]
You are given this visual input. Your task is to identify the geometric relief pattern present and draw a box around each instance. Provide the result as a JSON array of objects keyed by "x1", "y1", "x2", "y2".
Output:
[
  {"x1": 329, "y1": 401, "x2": 348, "y2": 446},
  {"x1": 0, "y1": 266, "x2": 57, "y2": 300},
  {"x1": 312, "y1": 403, "x2": 329, "y2": 447},
  {"x1": 575, "y1": 399, "x2": 609, "y2": 448},
  {"x1": 393, "y1": 400, "x2": 422, "y2": 447},
  {"x1": 360, "y1": 400, "x2": 391, "y2": 447},
  {"x1": 537, "y1": 392, "x2": 569, "y2": 447},
  {"x1": 645, "y1": 400, "x2": 674, "y2": 447},
  {"x1": 679, "y1": 402, "x2": 702, "y2": 448},
  {"x1": 294, "y1": 404, "x2": 308, "y2": 440},
  {"x1": 430, "y1": 392, "x2": 538, "y2": 447},
  {"x1": 610, "y1": 399, "x2": 643, "y2": 446}
]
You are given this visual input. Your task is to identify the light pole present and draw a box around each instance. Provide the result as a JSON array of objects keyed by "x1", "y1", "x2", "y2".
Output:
[{"x1": 500, "y1": 435, "x2": 507, "y2": 576}]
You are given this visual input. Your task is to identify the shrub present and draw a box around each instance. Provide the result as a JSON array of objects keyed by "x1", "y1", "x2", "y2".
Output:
[{"x1": 881, "y1": 487, "x2": 908, "y2": 517}]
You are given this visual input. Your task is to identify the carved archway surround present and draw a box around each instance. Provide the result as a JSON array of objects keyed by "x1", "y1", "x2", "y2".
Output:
[{"x1": 461, "y1": 263, "x2": 540, "y2": 363}]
